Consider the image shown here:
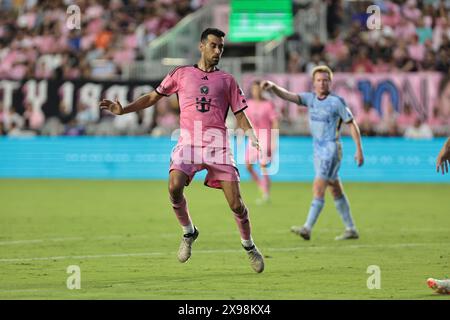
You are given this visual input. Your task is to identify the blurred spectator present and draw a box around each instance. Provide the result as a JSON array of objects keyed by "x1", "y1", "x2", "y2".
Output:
[
  {"x1": 313, "y1": 0, "x2": 450, "y2": 75},
  {"x1": 429, "y1": 106, "x2": 449, "y2": 136},
  {"x1": 356, "y1": 102, "x2": 381, "y2": 136},
  {"x1": 76, "y1": 103, "x2": 97, "y2": 130},
  {"x1": 397, "y1": 103, "x2": 418, "y2": 133},
  {"x1": 23, "y1": 102, "x2": 45, "y2": 132},
  {"x1": 113, "y1": 112, "x2": 139, "y2": 135},
  {"x1": 151, "y1": 96, "x2": 179, "y2": 137},
  {"x1": 64, "y1": 118, "x2": 85, "y2": 136},
  {"x1": 407, "y1": 34, "x2": 426, "y2": 62},
  {"x1": 305, "y1": 53, "x2": 327, "y2": 75},
  {"x1": 404, "y1": 117, "x2": 434, "y2": 139},
  {"x1": 377, "y1": 103, "x2": 400, "y2": 136},
  {"x1": 416, "y1": 16, "x2": 433, "y2": 44},
  {"x1": 351, "y1": 47, "x2": 374, "y2": 73},
  {"x1": 309, "y1": 34, "x2": 325, "y2": 57},
  {"x1": 0, "y1": 0, "x2": 205, "y2": 80},
  {"x1": 287, "y1": 51, "x2": 304, "y2": 73},
  {"x1": 40, "y1": 117, "x2": 65, "y2": 136},
  {"x1": 2, "y1": 107, "x2": 24, "y2": 132},
  {"x1": 437, "y1": 76, "x2": 450, "y2": 124}
]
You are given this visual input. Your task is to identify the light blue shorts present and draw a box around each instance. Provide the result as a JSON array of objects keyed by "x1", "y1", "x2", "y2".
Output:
[{"x1": 314, "y1": 155, "x2": 341, "y2": 181}]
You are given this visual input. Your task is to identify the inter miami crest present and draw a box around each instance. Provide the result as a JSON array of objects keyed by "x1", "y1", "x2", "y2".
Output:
[
  {"x1": 196, "y1": 85, "x2": 211, "y2": 112},
  {"x1": 200, "y1": 86, "x2": 209, "y2": 95}
]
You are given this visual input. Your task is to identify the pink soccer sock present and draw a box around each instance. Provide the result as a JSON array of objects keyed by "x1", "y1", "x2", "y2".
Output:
[
  {"x1": 234, "y1": 207, "x2": 252, "y2": 240},
  {"x1": 170, "y1": 196, "x2": 192, "y2": 227}
]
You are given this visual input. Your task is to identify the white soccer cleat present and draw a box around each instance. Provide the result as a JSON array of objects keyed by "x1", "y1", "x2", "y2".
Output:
[
  {"x1": 335, "y1": 229, "x2": 359, "y2": 240},
  {"x1": 244, "y1": 245, "x2": 264, "y2": 273},
  {"x1": 177, "y1": 227, "x2": 199, "y2": 263},
  {"x1": 427, "y1": 278, "x2": 450, "y2": 294},
  {"x1": 291, "y1": 225, "x2": 311, "y2": 240}
]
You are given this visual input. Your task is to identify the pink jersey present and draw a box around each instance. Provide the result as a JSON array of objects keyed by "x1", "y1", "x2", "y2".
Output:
[
  {"x1": 245, "y1": 99, "x2": 277, "y2": 138},
  {"x1": 245, "y1": 99, "x2": 277, "y2": 165},
  {"x1": 156, "y1": 65, "x2": 247, "y2": 148}
]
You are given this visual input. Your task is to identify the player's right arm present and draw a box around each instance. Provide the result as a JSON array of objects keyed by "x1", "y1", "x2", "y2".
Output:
[
  {"x1": 436, "y1": 137, "x2": 450, "y2": 174},
  {"x1": 99, "y1": 91, "x2": 163, "y2": 115},
  {"x1": 100, "y1": 66, "x2": 181, "y2": 115},
  {"x1": 260, "y1": 80, "x2": 301, "y2": 105}
]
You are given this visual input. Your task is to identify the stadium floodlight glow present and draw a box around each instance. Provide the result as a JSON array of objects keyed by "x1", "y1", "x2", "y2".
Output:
[{"x1": 229, "y1": 0, "x2": 294, "y2": 43}]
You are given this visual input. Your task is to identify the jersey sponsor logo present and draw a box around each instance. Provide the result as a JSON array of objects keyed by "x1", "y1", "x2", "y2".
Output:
[
  {"x1": 201, "y1": 76, "x2": 208, "y2": 80},
  {"x1": 310, "y1": 115, "x2": 330, "y2": 123},
  {"x1": 196, "y1": 96, "x2": 211, "y2": 113}
]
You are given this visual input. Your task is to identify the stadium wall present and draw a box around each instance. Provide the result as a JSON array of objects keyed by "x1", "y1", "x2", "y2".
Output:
[{"x1": 0, "y1": 136, "x2": 448, "y2": 183}]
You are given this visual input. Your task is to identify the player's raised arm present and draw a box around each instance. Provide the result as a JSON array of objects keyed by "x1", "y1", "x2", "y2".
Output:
[
  {"x1": 436, "y1": 137, "x2": 450, "y2": 174},
  {"x1": 99, "y1": 91, "x2": 163, "y2": 115},
  {"x1": 260, "y1": 80, "x2": 301, "y2": 105},
  {"x1": 347, "y1": 119, "x2": 364, "y2": 167}
]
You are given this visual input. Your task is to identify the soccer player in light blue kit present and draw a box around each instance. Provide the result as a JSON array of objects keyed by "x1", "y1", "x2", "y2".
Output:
[{"x1": 261, "y1": 66, "x2": 364, "y2": 240}]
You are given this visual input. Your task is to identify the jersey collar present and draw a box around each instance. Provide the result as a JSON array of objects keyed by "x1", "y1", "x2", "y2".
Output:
[{"x1": 193, "y1": 64, "x2": 219, "y2": 73}]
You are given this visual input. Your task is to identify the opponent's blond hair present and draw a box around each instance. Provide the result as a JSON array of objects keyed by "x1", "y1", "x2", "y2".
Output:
[{"x1": 311, "y1": 65, "x2": 333, "y2": 81}]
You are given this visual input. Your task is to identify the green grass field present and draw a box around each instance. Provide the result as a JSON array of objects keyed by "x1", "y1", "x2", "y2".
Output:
[{"x1": 0, "y1": 179, "x2": 449, "y2": 300}]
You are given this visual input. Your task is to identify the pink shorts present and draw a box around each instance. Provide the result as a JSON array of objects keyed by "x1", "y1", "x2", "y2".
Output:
[{"x1": 169, "y1": 144, "x2": 240, "y2": 189}]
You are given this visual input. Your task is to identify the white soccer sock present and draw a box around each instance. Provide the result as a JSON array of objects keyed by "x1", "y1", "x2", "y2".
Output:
[
  {"x1": 182, "y1": 223, "x2": 195, "y2": 235},
  {"x1": 241, "y1": 237, "x2": 254, "y2": 248},
  {"x1": 334, "y1": 194, "x2": 355, "y2": 230}
]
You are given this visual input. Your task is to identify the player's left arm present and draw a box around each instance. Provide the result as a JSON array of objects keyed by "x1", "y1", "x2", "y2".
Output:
[
  {"x1": 337, "y1": 96, "x2": 364, "y2": 167},
  {"x1": 346, "y1": 119, "x2": 364, "y2": 167},
  {"x1": 235, "y1": 111, "x2": 260, "y2": 150}
]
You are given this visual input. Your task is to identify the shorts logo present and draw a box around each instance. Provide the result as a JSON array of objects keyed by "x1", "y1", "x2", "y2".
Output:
[{"x1": 200, "y1": 86, "x2": 209, "y2": 95}]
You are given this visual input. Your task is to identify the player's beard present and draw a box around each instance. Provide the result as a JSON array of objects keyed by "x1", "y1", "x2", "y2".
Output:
[{"x1": 210, "y1": 57, "x2": 220, "y2": 66}]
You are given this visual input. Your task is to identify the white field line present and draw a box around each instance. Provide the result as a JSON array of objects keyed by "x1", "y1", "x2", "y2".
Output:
[
  {"x1": 0, "y1": 242, "x2": 447, "y2": 263},
  {"x1": 1, "y1": 228, "x2": 448, "y2": 246}
]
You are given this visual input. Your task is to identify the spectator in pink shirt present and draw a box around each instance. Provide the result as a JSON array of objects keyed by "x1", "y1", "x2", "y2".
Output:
[
  {"x1": 402, "y1": 0, "x2": 421, "y2": 23},
  {"x1": 325, "y1": 30, "x2": 348, "y2": 65},
  {"x1": 351, "y1": 47, "x2": 374, "y2": 73},
  {"x1": 23, "y1": 102, "x2": 45, "y2": 132},
  {"x1": 395, "y1": 17, "x2": 417, "y2": 40},
  {"x1": 407, "y1": 34, "x2": 425, "y2": 62},
  {"x1": 382, "y1": 1, "x2": 401, "y2": 28}
]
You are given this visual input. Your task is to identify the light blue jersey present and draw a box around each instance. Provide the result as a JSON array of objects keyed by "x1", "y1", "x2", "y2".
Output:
[{"x1": 298, "y1": 92, "x2": 354, "y2": 180}]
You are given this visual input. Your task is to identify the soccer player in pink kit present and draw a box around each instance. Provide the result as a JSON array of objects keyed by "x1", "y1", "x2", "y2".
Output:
[
  {"x1": 245, "y1": 80, "x2": 278, "y2": 203},
  {"x1": 99, "y1": 28, "x2": 264, "y2": 273}
]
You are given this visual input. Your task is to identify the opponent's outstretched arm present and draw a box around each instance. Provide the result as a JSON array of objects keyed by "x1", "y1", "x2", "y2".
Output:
[
  {"x1": 347, "y1": 119, "x2": 364, "y2": 167},
  {"x1": 437, "y1": 137, "x2": 450, "y2": 174},
  {"x1": 260, "y1": 80, "x2": 300, "y2": 104},
  {"x1": 99, "y1": 91, "x2": 163, "y2": 115}
]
